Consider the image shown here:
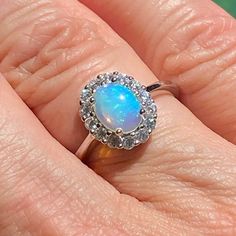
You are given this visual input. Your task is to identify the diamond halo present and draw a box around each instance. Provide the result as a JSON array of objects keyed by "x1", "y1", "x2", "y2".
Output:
[{"x1": 79, "y1": 72, "x2": 157, "y2": 150}]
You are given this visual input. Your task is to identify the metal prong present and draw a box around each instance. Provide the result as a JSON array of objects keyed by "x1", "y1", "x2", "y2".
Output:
[
  {"x1": 107, "y1": 130, "x2": 112, "y2": 136},
  {"x1": 89, "y1": 97, "x2": 95, "y2": 103},
  {"x1": 90, "y1": 129, "x2": 95, "y2": 134},
  {"x1": 111, "y1": 77, "x2": 117, "y2": 82},
  {"x1": 140, "y1": 108, "x2": 145, "y2": 115},
  {"x1": 102, "y1": 138, "x2": 107, "y2": 144},
  {"x1": 134, "y1": 140, "x2": 140, "y2": 145},
  {"x1": 130, "y1": 132, "x2": 136, "y2": 136},
  {"x1": 146, "y1": 81, "x2": 179, "y2": 98},
  {"x1": 116, "y1": 128, "x2": 123, "y2": 136},
  {"x1": 97, "y1": 74, "x2": 103, "y2": 79},
  {"x1": 139, "y1": 124, "x2": 145, "y2": 129}
]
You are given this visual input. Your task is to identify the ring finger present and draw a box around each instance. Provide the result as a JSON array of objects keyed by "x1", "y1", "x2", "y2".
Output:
[{"x1": 1, "y1": 0, "x2": 236, "y2": 231}]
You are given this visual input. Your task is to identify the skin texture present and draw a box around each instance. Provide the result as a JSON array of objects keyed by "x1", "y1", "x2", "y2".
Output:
[
  {"x1": 0, "y1": 0, "x2": 236, "y2": 235},
  {"x1": 81, "y1": 0, "x2": 236, "y2": 144}
]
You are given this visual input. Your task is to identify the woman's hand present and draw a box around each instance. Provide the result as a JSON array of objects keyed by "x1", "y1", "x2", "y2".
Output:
[{"x1": 0, "y1": 0, "x2": 236, "y2": 235}]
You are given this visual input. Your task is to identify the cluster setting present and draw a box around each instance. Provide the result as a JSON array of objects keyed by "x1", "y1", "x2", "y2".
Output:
[{"x1": 79, "y1": 72, "x2": 157, "y2": 150}]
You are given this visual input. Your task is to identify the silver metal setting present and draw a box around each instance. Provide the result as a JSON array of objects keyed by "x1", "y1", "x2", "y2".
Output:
[
  {"x1": 76, "y1": 72, "x2": 178, "y2": 159},
  {"x1": 79, "y1": 72, "x2": 157, "y2": 151}
]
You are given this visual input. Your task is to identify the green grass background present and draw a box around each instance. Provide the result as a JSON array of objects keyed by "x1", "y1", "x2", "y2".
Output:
[{"x1": 214, "y1": 0, "x2": 236, "y2": 17}]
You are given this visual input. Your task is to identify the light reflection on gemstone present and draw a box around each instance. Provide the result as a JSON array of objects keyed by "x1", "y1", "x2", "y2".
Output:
[
  {"x1": 80, "y1": 72, "x2": 158, "y2": 150},
  {"x1": 94, "y1": 83, "x2": 142, "y2": 133}
]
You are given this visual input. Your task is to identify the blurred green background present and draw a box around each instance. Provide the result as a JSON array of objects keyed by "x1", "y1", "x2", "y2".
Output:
[{"x1": 214, "y1": 0, "x2": 236, "y2": 17}]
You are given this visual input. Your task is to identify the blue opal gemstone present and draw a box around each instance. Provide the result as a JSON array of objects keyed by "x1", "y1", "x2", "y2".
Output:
[{"x1": 94, "y1": 83, "x2": 142, "y2": 133}]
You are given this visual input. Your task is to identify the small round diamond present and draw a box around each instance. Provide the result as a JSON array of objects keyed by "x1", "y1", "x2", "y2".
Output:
[
  {"x1": 137, "y1": 129, "x2": 149, "y2": 143},
  {"x1": 146, "y1": 103, "x2": 157, "y2": 114},
  {"x1": 90, "y1": 120, "x2": 99, "y2": 130},
  {"x1": 145, "y1": 116, "x2": 157, "y2": 131},
  {"x1": 85, "y1": 118, "x2": 99, "y2": 132},
  {"x1": 81, "y1": 89, "x2": 91, "y2": 101},
  {"x1": 123, "y1": 137, "x2": 135, "y2": 150},
  {"x1": 87, "y1": 80, "x2": 97, "y2": 91},
  {"x1": 119, "y1": 75, "x2": 131, "y2": 86},
  {"x1": 139, "y1": 90, "x2": 150, "y2": 104},
  {"x1": 85, "y1": 117, "x2": 92, "y2": 129},
  {"x1": 130, "y1": 80, "x2": 141, "y2": 93},
  {"x1": 108, "y1": 134, "x2": 123, "y2": 148},
  {"x1": 96, "y1": 127, "x2": 108, "y2": 141},
  {"x1": 80, "y1": 105, "x2": 92, "y2": 119}
]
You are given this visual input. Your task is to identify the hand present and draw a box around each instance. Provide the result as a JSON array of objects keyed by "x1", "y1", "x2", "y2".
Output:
[{"x1": 0, "y1": 0, "x2": 236, "y2": 235}]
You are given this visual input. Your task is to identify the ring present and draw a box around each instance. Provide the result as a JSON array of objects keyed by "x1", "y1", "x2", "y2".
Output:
[{"x1": 76, "y1": 72, "x2": 178, "y2": 159}]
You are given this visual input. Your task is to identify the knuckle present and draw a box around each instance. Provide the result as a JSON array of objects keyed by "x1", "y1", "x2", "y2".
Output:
[
  {"x1": 163, "y1": 15, "x2": 236, "y2": 75},
  {"x1": 154, "y1": 12, "x2": 236, "y2": 94},
  {"x1": 0, "y1": 0, "x2": 121, "y2": 108},
  {"x1": 143, "y1": 0, "x2": 236, "y2": 95}
]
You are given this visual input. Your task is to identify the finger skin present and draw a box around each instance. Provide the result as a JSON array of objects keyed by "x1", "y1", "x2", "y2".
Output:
[
  {"x1": 1, "y1": 1, "x2": 236, "y2": 235},
  {"x1": 87, "y1": 94, "x2": 236, "y2": 235},
  {"x1": 0, "y1": 76, "x2": 118, "y2": 235},
  {"x1": 0, "y1": 76, "x2": 193, "y2": 236},
  {"x1": 81, "y1": 0, "x2": 236, "y2": 144},
  {"x1": 0, "y1": 0, "x2": 158, "y2": 152}
]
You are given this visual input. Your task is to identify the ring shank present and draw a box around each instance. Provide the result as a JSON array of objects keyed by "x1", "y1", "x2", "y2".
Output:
[
  {"x1": 75, "y1": 133, "x2": 95, "y2": 159},
  {"x1": 146, "y1": 81, "x2": 179, "y2": 98},
  {"x1": 76, "y1": 80, "x2": 178, "y2": 159}
]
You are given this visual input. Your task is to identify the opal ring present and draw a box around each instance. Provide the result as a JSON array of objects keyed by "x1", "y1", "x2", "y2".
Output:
[{"x1": 76, "y1": 72, "x2": 178, "y2": 159}]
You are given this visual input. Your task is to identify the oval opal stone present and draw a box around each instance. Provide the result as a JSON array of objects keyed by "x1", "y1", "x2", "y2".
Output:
[{"x1": 94, "y1": 83, "x2": 142, "y2": 133}]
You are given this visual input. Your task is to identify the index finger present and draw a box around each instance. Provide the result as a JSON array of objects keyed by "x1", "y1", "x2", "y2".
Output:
[{"x1": 81, "y1": 0, "x2": 236, "y2": 144}]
